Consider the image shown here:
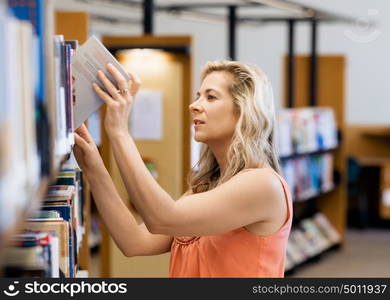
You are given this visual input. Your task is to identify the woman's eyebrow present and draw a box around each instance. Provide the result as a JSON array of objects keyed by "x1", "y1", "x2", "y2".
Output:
[
  {"x1": 205, "y1": 88, "x2": 221, "y2": 95},
  {"x1": 196, "y1": 88, "x2": 221, "y2": 97}
]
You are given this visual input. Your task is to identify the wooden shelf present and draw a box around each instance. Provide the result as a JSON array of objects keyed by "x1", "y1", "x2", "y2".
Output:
[
  {"x1": 285, "y1": 243, "x2": 341, "y2": 276},
  {"x1": 345, "y1": 125, "x2": 390, "y2": 221},
  {"x1": 280, "y1": 147, "x2": 337, "y2": 160},
  {"x1": 283, "y1": 55, "x2": 347, "y2": 246},
  {"x1": 0, "y1": 177, "x2": 48, "y2": 258},
  {"x1": 0, "y1": 152, "x2": 68, "y2": 255},
  {"x1": 361, "y1": 126, "x2": 390, "y2": 138},
  {"x1": 293, "y1": 185, "x2": 337, "y2": 204},
  {"x1": 55, "y1": 10, "x2": 91, "y2": 276}
]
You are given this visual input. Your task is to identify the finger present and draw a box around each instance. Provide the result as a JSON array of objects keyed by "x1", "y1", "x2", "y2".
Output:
[
  {"x1": 127, "y1": 71, "x2": 141, "y2": 96},
  {"x1": 97, "y1": 70, "x2": 121, "y2": 100},
  {"x1": 107, "y1": 63, "x2": 128, "y2": 92},
  {"x1": 72, "y1": 144, "x2": 83, "y2": 159},
  {"x1": 75, "y1": 123, "x2": 93, "y2": 143},
  {"x1": 93, "y1": 82, "x2": 116, "y2": 105},
  {"x1": 74, "y1": 132, "x2": 90, "y2": 151}
]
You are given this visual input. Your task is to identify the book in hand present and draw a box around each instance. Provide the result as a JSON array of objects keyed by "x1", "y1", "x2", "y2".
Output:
[{"x1": 71, "y1": 35, "x2": 131, "y2": 129}]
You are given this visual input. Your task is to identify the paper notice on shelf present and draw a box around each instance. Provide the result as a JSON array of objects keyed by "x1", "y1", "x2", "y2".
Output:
[
  {"x1": 383, "y1": 189, "x2": 390, "y2": 207},
  {"x1": 71, "y1": 36, "x2": 130, "y2": 129},
  {"x1": 130, "y1": 89, "x2": 163, "y2": 140}
]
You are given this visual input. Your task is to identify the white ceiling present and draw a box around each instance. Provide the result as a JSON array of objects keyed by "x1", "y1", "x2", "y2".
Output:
[
  {"x1": 53, "y1": 0, "x2": 294, "y2": 23},
  {"x1": 53, "y1": 0, "x2": 350, "y2": 36}
]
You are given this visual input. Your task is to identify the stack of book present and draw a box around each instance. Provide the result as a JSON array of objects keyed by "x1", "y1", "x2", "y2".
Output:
[
  {"x1": 277, "y1": 107, "x2": 338, "y2": 157},
  {"x1": 1, "y1": 165, "x2": 86, "y2": 278},
  {"x1": 276, "y1": 107, "x2": 337, "y2": 202},
  {"x1": 52, "y1": 36, "x2": 77, "y2": 159},
  {"x1": 281, "y1": 153, "x2": 334, "y2": 202},
  {"x1": 0, "y1": 0, "x2": 78, "y2": 241},
  {"x1": 285, "y1": 212, "x2": 341, "y2": 272},
  {"x1": 0, "y1": 0, "x2": 44, "y2": 234}
]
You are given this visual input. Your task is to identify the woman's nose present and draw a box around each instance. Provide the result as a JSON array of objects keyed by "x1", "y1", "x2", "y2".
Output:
[{"x1": 189, "y1": 99, "x2": 204, "y2": 113}]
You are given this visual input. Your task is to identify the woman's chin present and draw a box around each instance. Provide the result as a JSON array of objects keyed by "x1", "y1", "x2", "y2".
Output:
[{"x1": 194, "y1": 134, "x2": 206, "y2": 143}]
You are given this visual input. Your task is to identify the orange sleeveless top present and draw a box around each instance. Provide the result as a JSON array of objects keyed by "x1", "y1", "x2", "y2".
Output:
[{"x1": 169, "y1": 168, "x2": 293, "y2": 278}]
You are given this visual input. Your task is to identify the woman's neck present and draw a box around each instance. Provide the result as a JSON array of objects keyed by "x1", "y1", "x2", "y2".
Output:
[
  {"x1": 207, "y1": 139, "x2": 273, "y2": 175},
  {"x1": 207, "y1": 139, "x2": 231, "y2": 175}
]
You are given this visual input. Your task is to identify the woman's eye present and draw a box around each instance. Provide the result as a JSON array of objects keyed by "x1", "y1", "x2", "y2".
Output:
[{"x1": 207, "y1": 95, "x2": 216, "y2": 100}]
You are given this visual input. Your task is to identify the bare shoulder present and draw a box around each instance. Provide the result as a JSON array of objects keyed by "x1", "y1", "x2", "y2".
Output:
[
  {"x1": 176, "y1": 189, "x2": 193, "y2": 201},
  {"x1": 235, "y1": 168, "x2": 288, "y2": 235},
  {"x1": 231, "y1": 168, "x2": 287, "y2": 222},
  {"x1": 231, "y1": 168, "x2": 285, "y2": 197}
]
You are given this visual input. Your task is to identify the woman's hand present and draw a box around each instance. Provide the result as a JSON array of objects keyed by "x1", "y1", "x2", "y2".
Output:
[
  {"x1": 73, "y1": 124, "x2": 106, "y2": 176},
  {"x1": 93, "y1": 63, "x2": 141, "y2": 138}
]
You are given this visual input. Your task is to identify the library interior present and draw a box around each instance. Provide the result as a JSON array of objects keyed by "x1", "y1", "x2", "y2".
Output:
[{"x1": 0, "y1": 0, "x2": 389, "y2": 278}]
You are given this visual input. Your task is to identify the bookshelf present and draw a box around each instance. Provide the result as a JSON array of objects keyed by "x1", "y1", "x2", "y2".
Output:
[
  {"x1": 345, "y1": 125, "x2": 390, "y2": 221},
  {"x1": 280, "y1": 148, "x2": 337, "y2": 161},
  {"x1": 0, "y1": 4, "x2": 91, "y2": 277},
  {"x1": 282, "y1": 55, "x2": 347, "y2": 273},
  {"x1": 96, "y1": 35, "x2": 193, "y2": 277},
  {"x1": 54, "y1": 9, "x2": 91, "y2": 276}
]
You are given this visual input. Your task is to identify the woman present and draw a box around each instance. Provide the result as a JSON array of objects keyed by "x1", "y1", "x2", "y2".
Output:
[{"x1": 73, "y1": 61, "x2": 292, "y2": 278}]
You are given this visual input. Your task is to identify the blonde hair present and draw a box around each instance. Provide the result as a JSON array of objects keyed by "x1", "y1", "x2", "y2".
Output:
[{"x1": 188, "y1": 61, "x2": 281, "y2": 194}]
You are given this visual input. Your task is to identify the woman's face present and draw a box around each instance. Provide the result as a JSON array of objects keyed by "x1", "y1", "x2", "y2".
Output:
[{"x1": 189, "y1": 71, "x2": 238, "y2": 144}]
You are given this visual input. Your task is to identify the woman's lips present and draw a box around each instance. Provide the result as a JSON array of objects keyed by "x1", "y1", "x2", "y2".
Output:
[{"x1": 194, "y1": 119, "x2": 205, "y2": 129}]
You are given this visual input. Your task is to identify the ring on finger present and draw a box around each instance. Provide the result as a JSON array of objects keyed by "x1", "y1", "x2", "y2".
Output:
[{"x1": 120, "y1": 88, "x2": 129, "y2": 95}]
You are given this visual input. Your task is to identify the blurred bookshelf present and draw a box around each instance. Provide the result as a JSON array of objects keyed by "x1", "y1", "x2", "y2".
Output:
[
  {"x1": 282, "y1": 55, "x2": 347, "y2": 275},
  {"x1": 345, "y1": 125, "x2": 390, "y2": 223},
  {"x1": 0, "y1": 1, "x2": 91, "y2": 278}
]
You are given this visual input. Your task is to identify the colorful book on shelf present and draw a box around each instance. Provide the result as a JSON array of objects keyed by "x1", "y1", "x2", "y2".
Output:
[
  {"x1": 286, "y1": 234, "x2": 307, "y2": 265},
  {"x1": 53, "y1": 35, "x2": 76, "y2": 157},
  {"x1": 10, "y1": 231, "x2": 60, "y2": 278},
  {"x1": 46, "y1": 185, "x2": 75, "y2": 201},
  {"x1": 64, "y1": 40, "x2": 77, "y2": 147},
  {"x1": 40, "y1": 204, "x2": 75, "y2": 278},
  {"x1": 0, "y1": 3, "x2": 45, "y2": 233},
  {"x1": 277, "y1": 109, "x2": 293, "y2": 157},
  {"x1": 23, "y1": 220, "x2": 70, "y2": 278},
  {"x1": 313, "y1": 212, "x2": 341, "y2": 245},
  {"x1": 277, "y1": 107, "x2": 338, "y2": 157},
  {"x1": 301, "y1": 218, "x2": 333, "y2": 251},
  {"x1": 281, "y1": 153, "x2": 334, "y2": 202},
  {"x1": 285, "y1": 213, "x2": 340, "y2": 271},
  {"x1": 7, "y1": 0, "x2": 46, "y2": 104},
  {"x1": 3, "y1": 242, "x2": 53, "y2": 277}
]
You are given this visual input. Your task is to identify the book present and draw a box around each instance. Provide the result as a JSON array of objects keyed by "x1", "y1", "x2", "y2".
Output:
[
  {"x1": 313, "y1": 212, "x2": 341, "y2": 245},
  {"x1": 277, "y1": 107, "x2": 338, "y2": 157},
  {"x1": 71, "y1": 35, "x2": 131, "y2": 129},
  {"x1": 52, "y1": 35, "x2": 75, "y2": 158},
  {"x1": 3, "y1": 244, "x2": 52, "y2": 277},
  {"x1": 301, "y1": 218, "x2": 332, "y2": 251},
  {"x1": 8, "y1": 0, "x2": 46, "y2": 104},
  {"x1": 0, "y1": 6, "x2": 42, "y2": 232},
  {"x1": 1, "y1": 2, "x2": 88, "y2": 279},
  {"x1": 46, "y1": 185, "x2": 75, "y2": 201},
  {"x1": 277, "y1": 109, "x2": 293, "y2": 157},
  {"x1": 10, "y1": 231, "x2": 60, "y2": 278},
  {"x1": 285, "y1": 212, "x2": 341, "y2": 272},
  {"x1": 281, "y1": 153, "x2": 334, "y2": 202},
  {"x1": 23, "y1": 220, "x2": 70, "y2": 278},
  {"x1": 8, "y1": 0, "x2": 54, "y2": 177}
]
